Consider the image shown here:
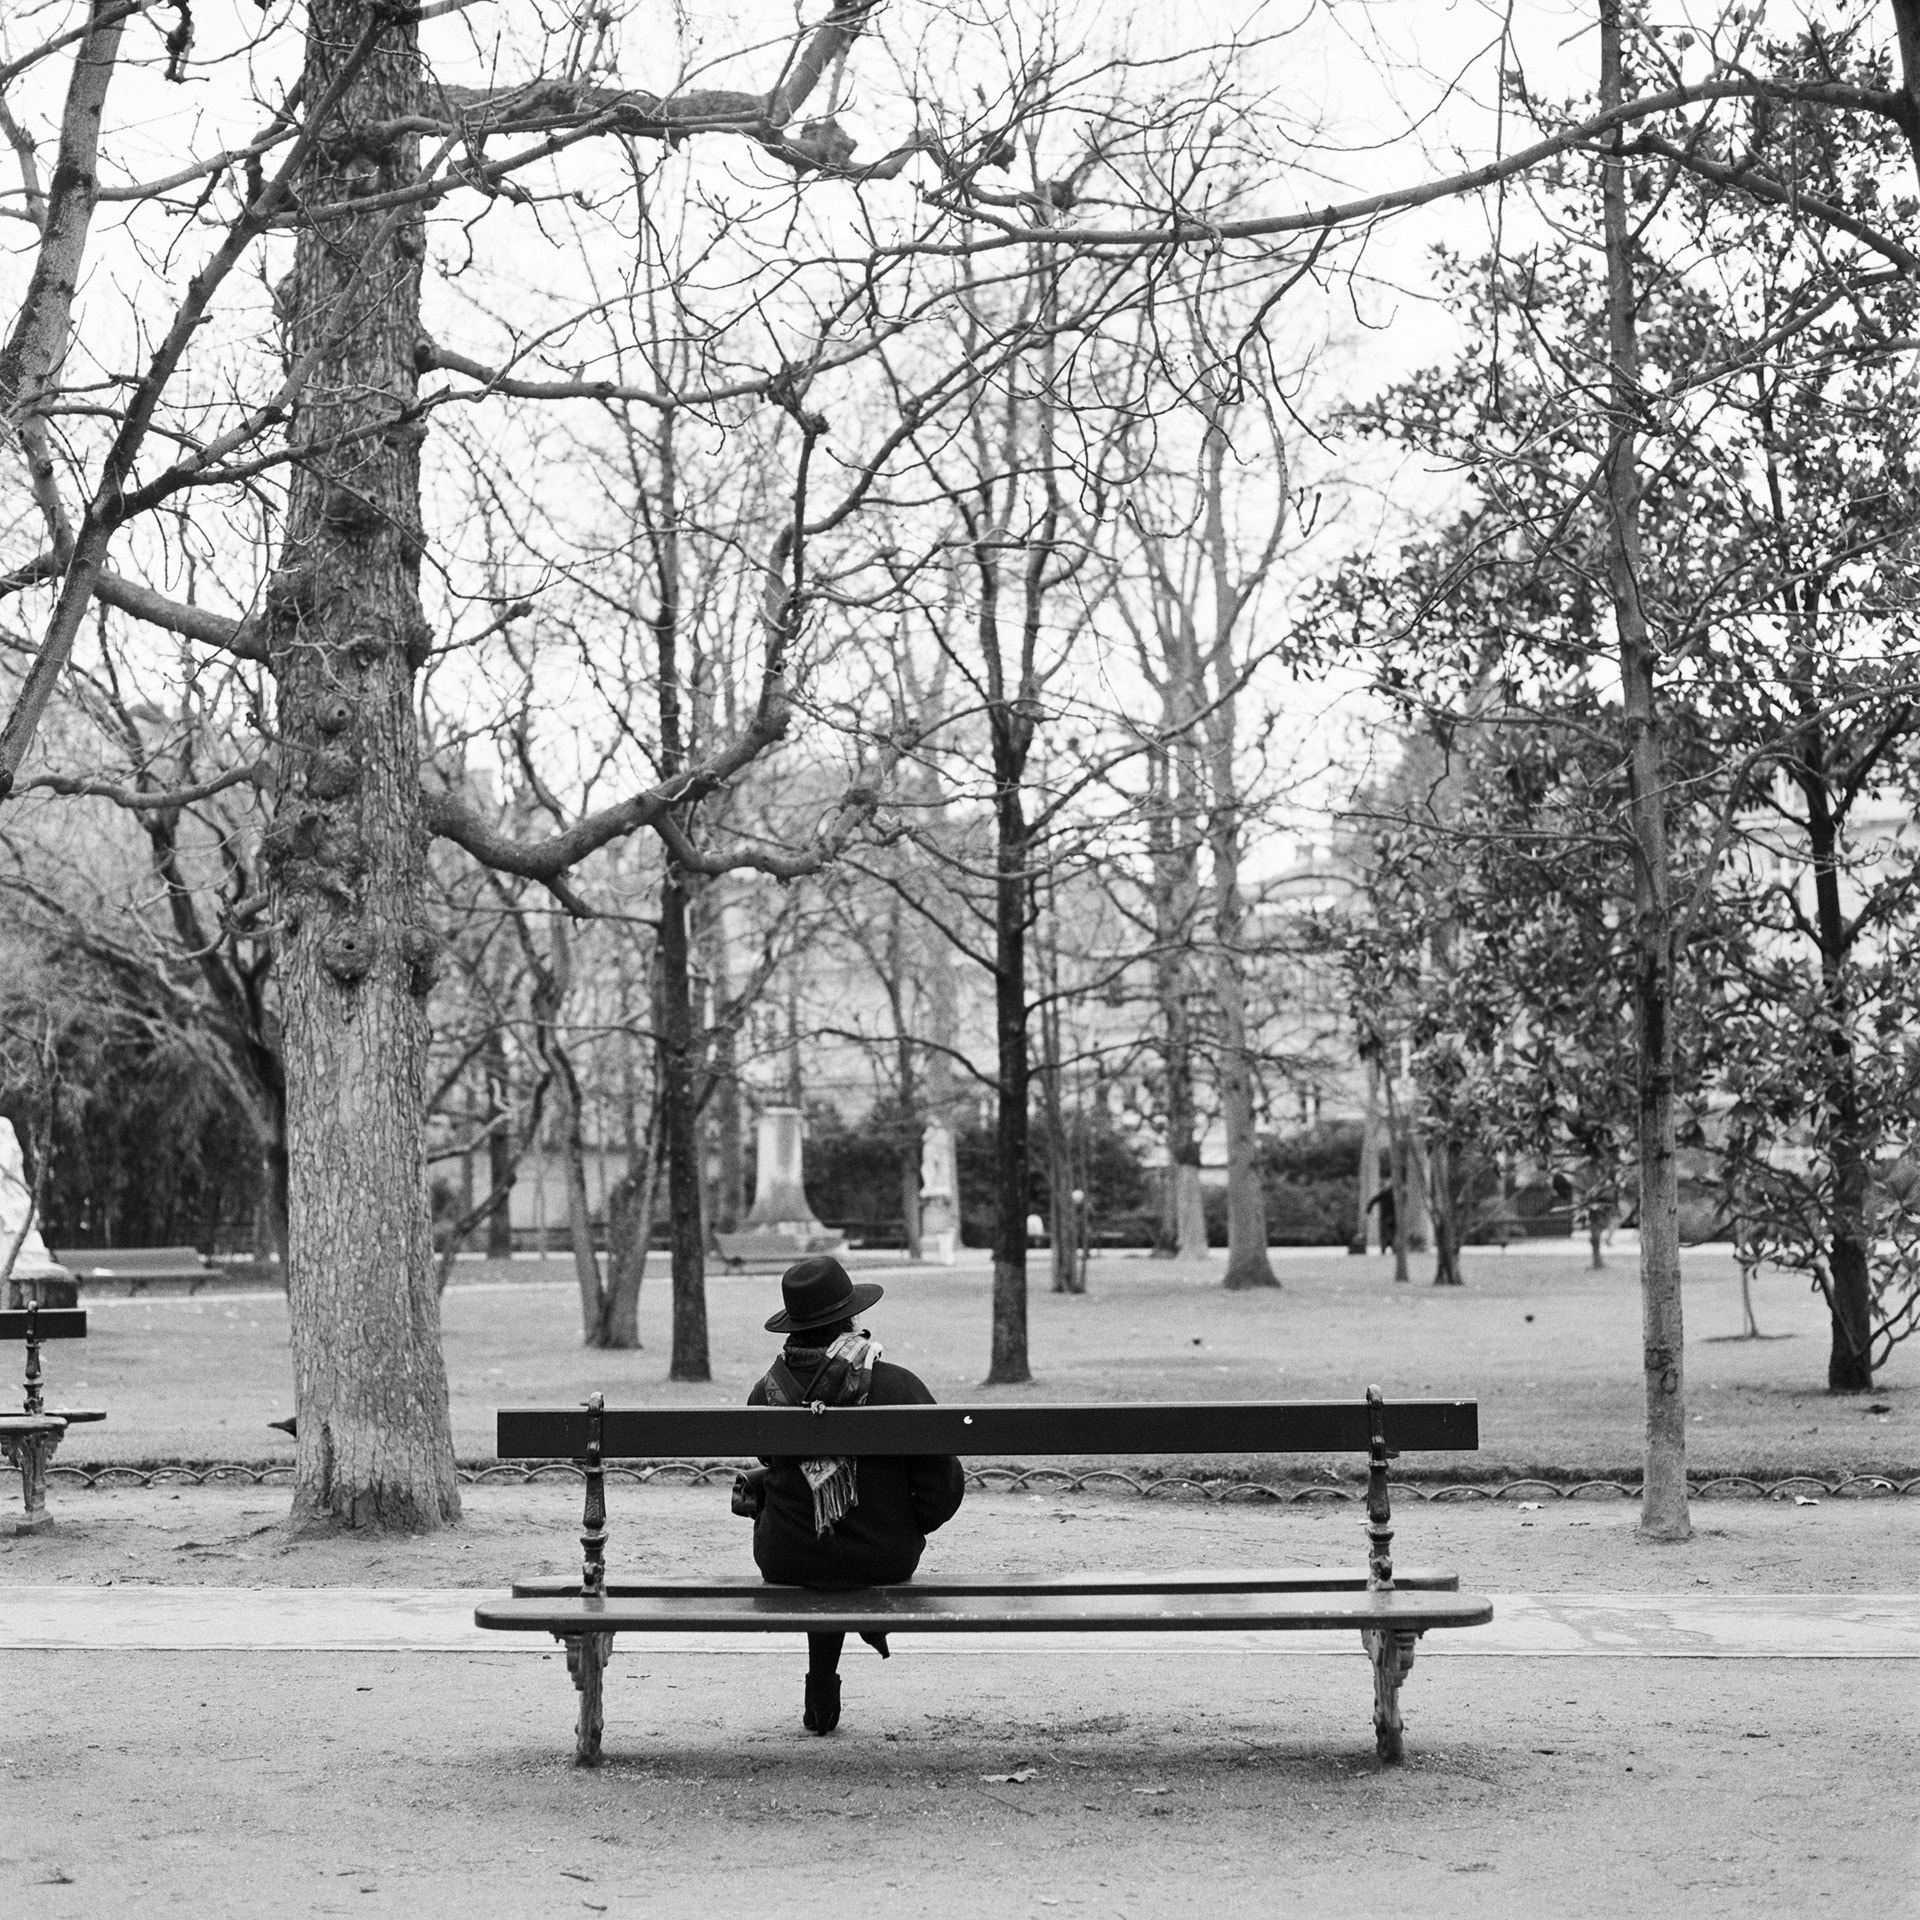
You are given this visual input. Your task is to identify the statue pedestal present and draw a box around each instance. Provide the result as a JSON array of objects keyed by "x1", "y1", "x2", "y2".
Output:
[
  {"x1": 713, "y1": 1107, "x2": 845, "y2": 1266},
  {"x1": 4, "y1": 1268, "x2": 76, "y2": 1311}
]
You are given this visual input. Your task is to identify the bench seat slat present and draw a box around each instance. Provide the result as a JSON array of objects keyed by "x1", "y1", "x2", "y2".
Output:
[
  {"x1": 0, "y1": 1415, "x2": 67, "y2": 1437},
  {"x1": 496, "y1": 1398, "x2": 1478, "y2": 1460},
  {"x1": 510, "y1": 1565, "x2": 1462, "y2": 1599},
  {"x1": 475, "y1": 1589, "x2": 1494, "y2": 1635}
]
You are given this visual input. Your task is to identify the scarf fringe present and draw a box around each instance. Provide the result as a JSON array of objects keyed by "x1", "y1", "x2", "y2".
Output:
[{"x1": 763, "y1": 1331, "x2": 881, "y2": 1538}]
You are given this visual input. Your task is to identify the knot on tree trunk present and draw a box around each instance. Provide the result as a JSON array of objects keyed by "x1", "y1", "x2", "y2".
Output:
[
  {"x1": 320, "y1": 484, "x2": 385, "y2": 534},
  {"x1": 399, "y1": 924, "x2": 440, "y2": 995},
  {"x1": 305, "y1": 748, "x2": 358, "y2": 801},
  {"x1": 265, "y1": 565, "x2": 315, "y2": 627},
  {"x1": 321, "y1": 922, "x2": 374, "y2": 984}
]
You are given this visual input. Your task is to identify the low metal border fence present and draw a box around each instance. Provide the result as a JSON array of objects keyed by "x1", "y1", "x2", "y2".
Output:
[{"x1": 44, "y1": 1460, "x2": 1920, "y2": 1500}]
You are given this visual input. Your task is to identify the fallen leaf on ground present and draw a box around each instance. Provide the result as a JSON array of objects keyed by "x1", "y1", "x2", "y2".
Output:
[
  {"x1": 980, "y1": 1767, "x2": 1040, "y2": 1785},
  {"x1": 1131, "y1": 1787, "x2": 1170, "y2": 1796},
  {"x1": 1793, "y1": 1495, "x2": 1820, "y2": 1507}
]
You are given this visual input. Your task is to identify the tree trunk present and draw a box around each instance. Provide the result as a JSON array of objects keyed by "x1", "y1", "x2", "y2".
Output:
[
  {"x1": 695, "y1": 874, "x2": 744, "y2": 1238},
  {"x1": 888, "y1": 899, "x2": 923, "y2": 1259},
  {"x1": 1603, "y1": 0, "x2": 1689, "y2": 1541},
  {"x1": 1148, "y1": 740, "x2": 1207, "y2": 1261},
  {"x1": 712, "y1": 1032, "x2": 744, "y2": 1235},
  {"x1": 483, "y1": 1028, "x2": 514, "y2": 1257},
  {"x1": 270, "y1": 0, "x2": 457, "y2": 1532},
  {"x1": 1209, "y1": 781, "x2": 1274, "y2": 1292},
  {"x1": 1391, "y1": 1121, "x2": 1412, "y2": 1284},
  {"x1": 1428, "y1": 1135, "x2": 1463, "y2": 1286},
  {"x1": 1042, "y1": 1002, "x2": 1075, "y2": 1296},
  {"x1": 600, "y1": 1117, "x2": 658, "y2": 1350},
  {"x1": 989, "y1": 771, "x2": 1032, "y2": 1381},
  {"x1": 552, "y1": 1045, "x2": 605, "y2": 1344},
  {"x1": 1357, "y1": 1064, "x2": 1383, "y2": 1254},
  {"x1": 1803, "y1": 773, "x2": 1876, "y2": 1390},
  {"x1": 658, "y1": 866, "x2": 709, "y2": 1380}
]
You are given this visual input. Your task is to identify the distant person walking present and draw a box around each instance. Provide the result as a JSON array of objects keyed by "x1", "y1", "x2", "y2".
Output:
[{"x1": 743, "y1": 1256, "x2": 965, "y2": 1734}]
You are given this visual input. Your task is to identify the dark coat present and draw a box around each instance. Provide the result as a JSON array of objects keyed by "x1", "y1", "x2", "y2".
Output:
[{"x1": 748, "y1": 1355, "x2": 965, "y2": 1588}]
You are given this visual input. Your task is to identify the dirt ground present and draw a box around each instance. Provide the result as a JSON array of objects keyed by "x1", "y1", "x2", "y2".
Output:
[
  {"x1": 6, "y1": 1492, "x2": 1917, "y2": 1916},
  {"x1": 10, "y1": 1253, "x2": 1917, "y2": 1916},
  {"x1": 40, "y1": 1244, "x2": 1918, "y2": 1478},
  {"x1": 5, "y1": 1480, "x2": 1920, "y2": 1592},
  {"x1": 4, "y1": 1649, "x2": 1913, "y2": 1919}
]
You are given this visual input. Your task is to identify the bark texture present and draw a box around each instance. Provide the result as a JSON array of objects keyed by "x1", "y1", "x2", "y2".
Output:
[{"x1": 271, "y1": 0, "x2": 457, "y2": 1531}]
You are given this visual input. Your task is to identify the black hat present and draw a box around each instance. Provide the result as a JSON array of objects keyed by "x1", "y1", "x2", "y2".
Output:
[{"x1": 764, "y1": 1255, "x2": 884, "y2": 1334}]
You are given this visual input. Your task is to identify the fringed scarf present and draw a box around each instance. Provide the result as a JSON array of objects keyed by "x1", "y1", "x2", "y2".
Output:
[{"x1": 759, "y1": 1330, "x2": 881, "y2": 1537}]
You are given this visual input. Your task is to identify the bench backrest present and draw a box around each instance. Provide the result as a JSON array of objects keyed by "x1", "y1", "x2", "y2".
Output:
[
  {"x1": 0, "y1": 1308, "x2": 86, "y2": 1342},
  {"x1": 497, "y1": 1396, "x2": 1478, "y2": 1460},
  {"x1": 55, "y1": 1248, "x2": 209, "y2": 1277}
]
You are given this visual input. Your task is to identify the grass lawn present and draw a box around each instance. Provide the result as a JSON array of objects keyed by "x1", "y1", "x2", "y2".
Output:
[{"x1": 36, "y1": 1241, "x2": 1913, "y2": 1478}]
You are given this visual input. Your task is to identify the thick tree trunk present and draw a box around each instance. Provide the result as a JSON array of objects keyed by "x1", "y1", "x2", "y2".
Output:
[
  {"x1": 1603, "y1": 0, "x2": 1688, "y2": 1541},
  {"x1": 989, "y1": 775, "x2": 1032, "y2": 1381},
  {"x1": 270, "y1": 0, "x2": 457, "y2": 1532},
  {"x1": 658, "y1": 867, "x2": 709, "y2": 1380}
]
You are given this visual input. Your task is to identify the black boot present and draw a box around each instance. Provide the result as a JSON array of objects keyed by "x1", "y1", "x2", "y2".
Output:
[{"x1": 803, "y1": 1672, "x2": 841, "y2": 1734}]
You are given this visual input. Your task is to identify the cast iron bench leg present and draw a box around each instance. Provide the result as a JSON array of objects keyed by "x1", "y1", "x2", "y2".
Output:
[
  {"x1": 3, "y1": 1428, "x2": 57, "y2": 1534},
  {"x1": 562, "y1": 1631, "x2": 613, "y2": 1766},
  {"x1": 1363, "y1": 1626, "x2": 1421, "y2": 1763}
]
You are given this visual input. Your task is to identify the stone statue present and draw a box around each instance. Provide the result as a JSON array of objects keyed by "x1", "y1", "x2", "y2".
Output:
[
  {"x1": 919, "y1": 1121, "x2": 958, "y2": 1265},
  {"x1": 0, "y1": 1120, "x2": 69, "y2": 1308}
]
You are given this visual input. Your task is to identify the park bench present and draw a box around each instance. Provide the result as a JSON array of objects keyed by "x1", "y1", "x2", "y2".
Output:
[
  {"x1": 55, "y1": 1246, "x2": 218, "y2": 1295},
  {"x1": 0, "y1": 1304, "x2": 105, "y2": 1531},
  {"x1": 476, "y1": 1387, "x2": 1491, "y2": 1767}
]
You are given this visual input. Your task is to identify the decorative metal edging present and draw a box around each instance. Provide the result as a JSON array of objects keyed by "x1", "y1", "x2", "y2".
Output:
[{"x1": 43, "y1": 1460, "x2": 1920, "y2": 1500}]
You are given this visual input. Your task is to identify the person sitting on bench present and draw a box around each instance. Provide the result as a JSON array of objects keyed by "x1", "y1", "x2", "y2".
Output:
[{"x1": 744, "y1": 1256, "x2": 966, "y2": 1736}]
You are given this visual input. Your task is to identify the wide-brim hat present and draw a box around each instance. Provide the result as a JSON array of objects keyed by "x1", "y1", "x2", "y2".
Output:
[{"x1": 765, "y1": 1254, "x2": 884, "y2": 1333}]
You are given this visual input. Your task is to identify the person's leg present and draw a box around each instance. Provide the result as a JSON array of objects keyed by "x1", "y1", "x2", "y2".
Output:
[{"x1": 804, "y1": 1632, "x2": 843, "y2": 1734}]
